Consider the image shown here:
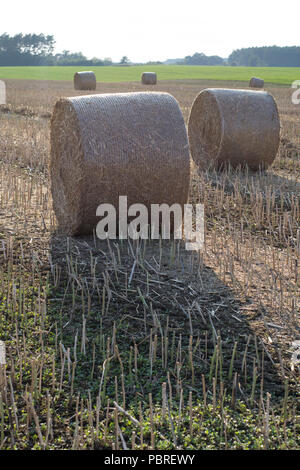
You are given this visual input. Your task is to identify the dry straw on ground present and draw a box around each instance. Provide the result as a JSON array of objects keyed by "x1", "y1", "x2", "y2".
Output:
[
  {"x1": 249, "y1": 77, "x2": 264, "y2": 89},
  {"x1": 74, "y1": 71, "x2": 97, "y2": 90},
  {"x1": 141, "y1": 72, "x2": 157, "y2": 85},
  {"x1": 50, "y1": 92, "x2": 190, "y2": 235},
  {"x1": 188, "y1": 88, "x2": 280, "y2": 171}
]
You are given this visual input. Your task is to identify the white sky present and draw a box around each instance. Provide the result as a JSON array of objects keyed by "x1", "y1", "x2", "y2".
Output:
[{"x1": 1, "y1": 0, "x2": 300, "y2": 62}]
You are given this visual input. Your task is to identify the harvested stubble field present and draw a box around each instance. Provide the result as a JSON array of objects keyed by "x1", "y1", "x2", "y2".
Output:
[{"x1": 0, "y1": 78, "x2": 299, "y2": 450}]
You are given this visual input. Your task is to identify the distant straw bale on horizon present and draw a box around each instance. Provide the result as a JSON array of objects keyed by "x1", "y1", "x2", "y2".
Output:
[
  {"x1": 141, "y1": 72, "x2": 157, "y2": 85},
  {"x1": 74, "y1": 71, "x2": 96, "y2": 90},
  {"x1": 249, "y1": 77, "x2": 264, "y2": 89},
  {"x1": 188, "y1": 88, "x2": 280, "y2": 171}
]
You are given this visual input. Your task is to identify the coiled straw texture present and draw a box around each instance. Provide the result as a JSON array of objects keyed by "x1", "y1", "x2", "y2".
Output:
[
  {"x1": 50, "y1": 92, "x2": 190, "y2": 235},
  {"x1": 188, "y1": 88, "x2": 280, "y2": 171}
]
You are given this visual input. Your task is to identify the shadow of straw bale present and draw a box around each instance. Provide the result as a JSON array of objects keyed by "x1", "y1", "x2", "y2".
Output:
[
  {"x1": 191, "y1": 163, "x2": 300, "y2": 215},
  {"x1": 49, "y1": 233, "x2": 286, "y2": 404}
]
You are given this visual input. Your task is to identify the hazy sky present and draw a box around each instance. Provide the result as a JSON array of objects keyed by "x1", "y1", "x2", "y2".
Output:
[{"x1": 1, "y1": 0, "x2": 300, "y2": 62}]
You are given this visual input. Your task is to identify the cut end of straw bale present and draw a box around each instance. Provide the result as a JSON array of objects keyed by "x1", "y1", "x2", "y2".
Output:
[
  {"x1": 74, "y1": 71, "x2": 96, "y2": 90},
  {"x1": 50, "y1": 92, "x2": 190, "y2": 236},
  {"x1": 249, "y1": 77, "x2": 264, "y2": 89},
  {"x1": 141, "y1": 72, "x2": 157, "y2": 85},
  {"x1": 188, "y1": 88, "x2": 280, "y2": 171}
]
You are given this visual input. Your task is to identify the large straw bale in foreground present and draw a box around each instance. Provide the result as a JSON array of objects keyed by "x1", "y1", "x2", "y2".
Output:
[
  {"x1": 74, "y1": 71, "x2": 96, "y2": 90},
  {"x1": 188, "y1": 88, "x2": 280, "y2": 171},
  {"x1": 141, "y1": 72, "x2": 157, "y2": 85},
  {"x1": 249, "y1": 77, "x2": 264, "y2": 89},
  {"x1": 50, "y1": 92, "x2": 190, "y2": 235}
]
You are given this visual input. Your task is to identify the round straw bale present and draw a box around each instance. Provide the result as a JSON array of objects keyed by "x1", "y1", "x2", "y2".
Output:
[
  {"x1": 74, "y1": 71, "x2": 96, "y2": 90},
  {"x1": 249, "y1": 77, "x2": 264, "y2": 89},
  {"x1": 141, "y1": 72, "x2": 157, "y2": 85},
  {"x1": 188, "y1": 88, "x2": 280, "y2": 171},
  {"x1": 50, "y1": 92, "x2": 190, "y2": 235}
]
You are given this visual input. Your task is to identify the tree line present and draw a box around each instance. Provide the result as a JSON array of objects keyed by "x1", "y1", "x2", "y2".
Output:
[
  {"x1": 1, "y1": 33, "x2": 300, "y2": 67},
  {"x1": 228, "y1": 46, "x2": 300, "y2": 67},
  {"x1": 178, "y1": 52, "x2": 225, "y2": 65},
  {"x1": 0, "y1": 33, "x2": 113, "y2": 66},
  {"x1": 179, "y1": 47, "x2": 300, "y2": 66}
]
